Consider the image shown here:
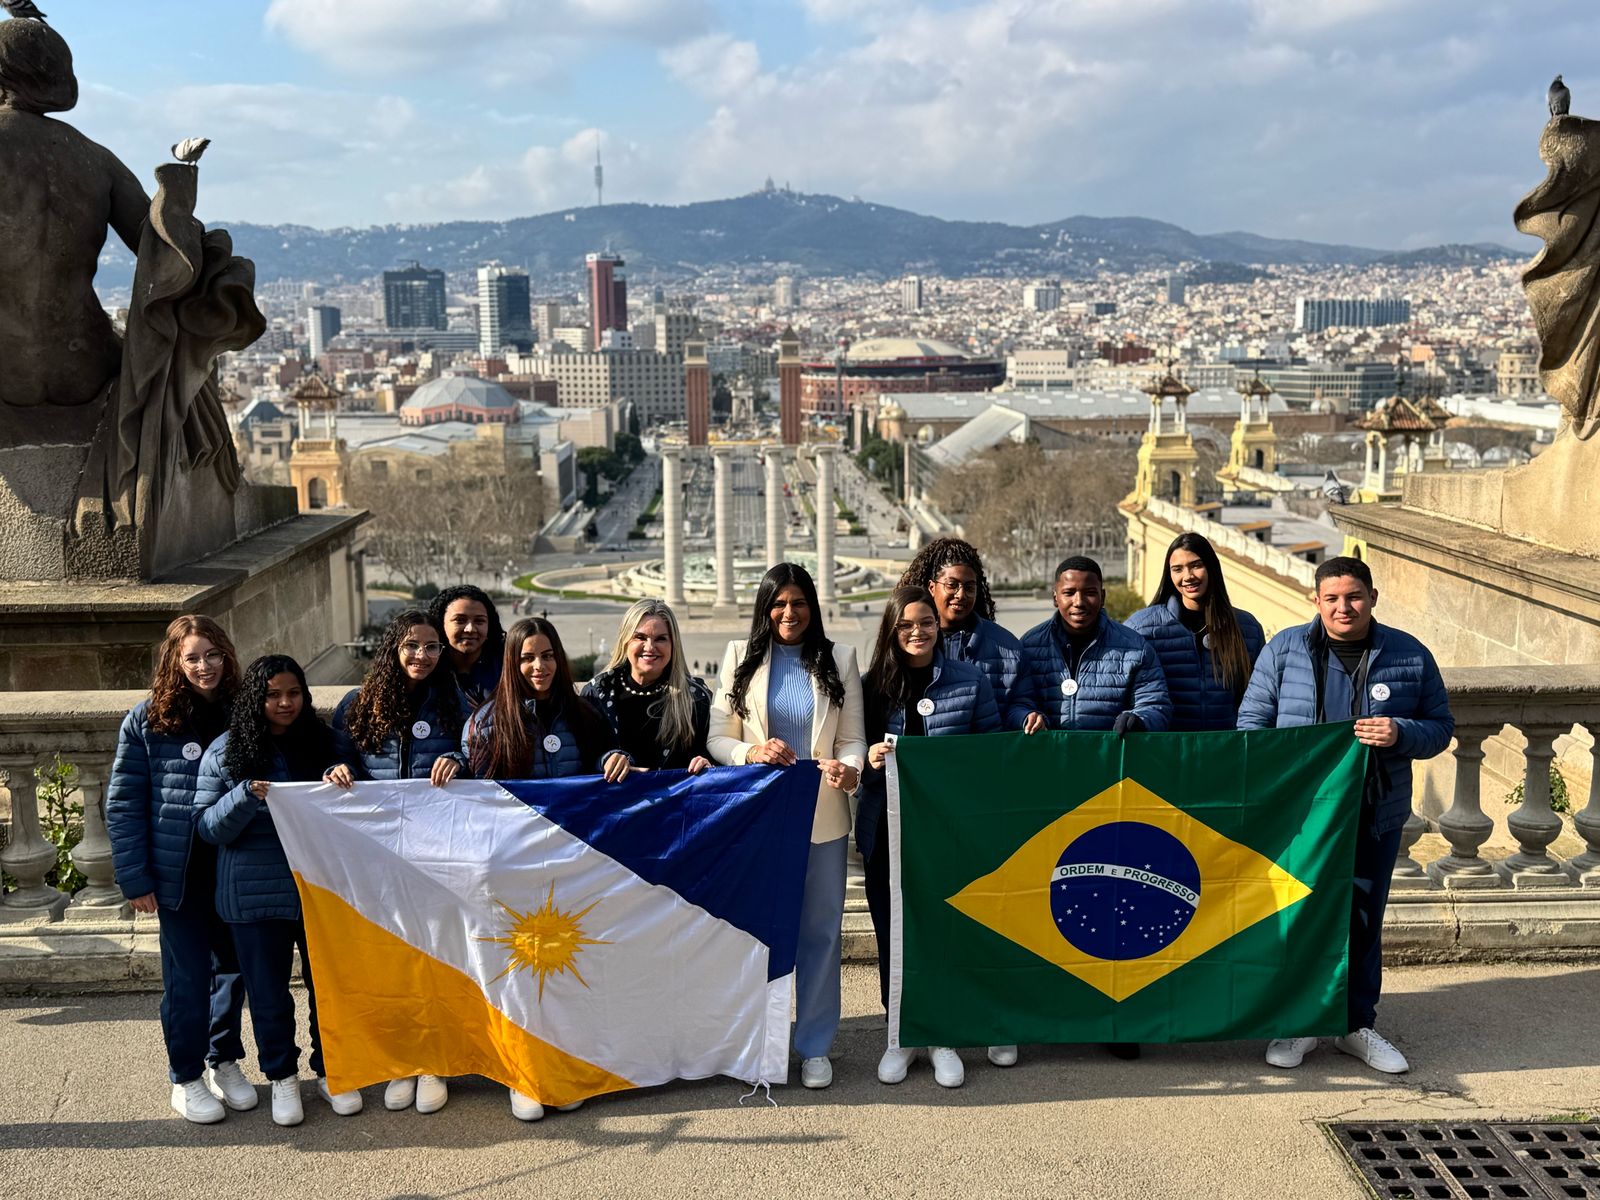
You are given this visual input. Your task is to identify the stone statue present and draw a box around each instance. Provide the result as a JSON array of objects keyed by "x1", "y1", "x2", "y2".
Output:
[
  {"x1": 1514, "y1": 105, "x2": 1600, "y2": 441},
  {"x1": 0, "y1": 7, "x2": 266, "y2": 579}
]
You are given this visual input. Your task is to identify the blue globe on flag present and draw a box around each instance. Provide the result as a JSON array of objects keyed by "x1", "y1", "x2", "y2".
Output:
[{"x1": 1049, "y1": 822, "x2": 1202, "y2": 961}]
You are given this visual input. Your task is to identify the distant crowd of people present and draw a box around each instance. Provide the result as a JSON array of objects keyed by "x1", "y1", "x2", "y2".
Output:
[{"x1": 106, "y1": 533, "x2": 1452, "y2": 1126}]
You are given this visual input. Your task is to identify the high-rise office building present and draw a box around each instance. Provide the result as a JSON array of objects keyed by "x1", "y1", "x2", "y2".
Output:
[
  {"x1": 1293, "y1": 297, "x2": 1412, "y2": 333},
  {"x1": 774, "y1": 276, "x2": 799, "y2": 310},
  {"x1": 476, "y1": 264, "x2": 533, "y2": 356},
  {"x1": 587, "y1": 252, "x2": 627, "y2": 349},
  {"x1": 901, "y1": 275, "x2": 925, "y2": 312},
  {"x1": 1166, "y1": 275, "x2": 1186, "y2": 306},
  {"x1": 1022, "y1": 281, "x2": 1062, "y2": 312},
  {"x1": 535, "y1": 301, "x2": 562, "y2": 343},
  {"x1": 654, "y1": 309, "x2": 694, "y2": 358},
  {"x1": 307, "y1": 305, "x2": 342, "y2": 360},
  {"x1": 383, "y1": 263, "x2": 447, "y2": 330}
]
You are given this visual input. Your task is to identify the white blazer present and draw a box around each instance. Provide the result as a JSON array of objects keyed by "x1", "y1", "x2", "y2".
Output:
[{"x1": 707, "y1": 639, "x2": 867, "y2": 844}]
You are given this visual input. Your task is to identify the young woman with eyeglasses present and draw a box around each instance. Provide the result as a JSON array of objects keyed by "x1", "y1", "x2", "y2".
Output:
[
  {"x1": 898, "y1": 538, "x2": 1023, "y2": 713},
  {"x1": 324, "y1": 607, "x2": 468, "y2": 1115},
  {"x1": 107, "y1": 615, "x2": 253, "y2": 1124},
  {"x1": 707, "y1": 563, "x2": 866, "y2": 1091},
  {"x1": 859, "y1": 586, "x2": 1002, "y2": 1088}
]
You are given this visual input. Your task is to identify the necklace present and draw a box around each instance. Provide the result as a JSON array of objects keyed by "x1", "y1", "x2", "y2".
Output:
[{"x1": 619, "y1": 672, "x2": 668, "y2": 698}]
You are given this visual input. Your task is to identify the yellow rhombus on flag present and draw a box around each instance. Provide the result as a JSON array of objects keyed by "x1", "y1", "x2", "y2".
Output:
[{"x1": 947, "y1": 778, "x2": 1312, "y2": 1003}]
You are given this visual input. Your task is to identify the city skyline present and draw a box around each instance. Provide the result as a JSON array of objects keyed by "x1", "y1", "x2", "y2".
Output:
[{"x1": 53, "y1": 2, "x2": 1594, "y2": 249}]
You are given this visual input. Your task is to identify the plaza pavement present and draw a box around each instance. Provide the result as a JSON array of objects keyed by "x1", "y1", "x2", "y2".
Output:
[{"x1": 3, "y1": 961, "x2": 1596, "y2": 1200}]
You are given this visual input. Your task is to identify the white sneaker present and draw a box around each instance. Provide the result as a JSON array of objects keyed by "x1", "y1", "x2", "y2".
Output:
[
  {"x1": 415, "y1": 1075, "x2": 449, "y2": 1114},
  {"x1": 270, "y1": 1077, "x2": 303, "y2": 1127},
  {"x1": 1334, "y1": 1028, "x2": 1410, "y2": 1074},
  {"x1": 987, "y1": 1044, "x2": 1018, "y2": 1068},
  {"x1": 800, "y1": 1056, "x2": 833, "y2": 1089},
  {"x1": 171, "y1": 1079, "x2": 226, "y2": 1124},
  {"x1": 556, "y1": 1098, "x2": 585, "y2": 1112},
  {"x1": 383, "y1": 1077, "x2": 416, "y2": 1111},
  {"x1": 205, "y1": 1061, "x2": 258, "y2": 1111},
  {"x1": 509, "y1": 1089, "x2": 545, "y2": 1121},
  {"x1": 317, "y1": 1076, "x2": 364, "y2": 1115},
  {"x1": 877, "y1": 1045, "x2": 916, "y2": 1084},
  {"x1": 1265, "y1": 1037, "x2": 1319, "y2": 1069},
  {"x1": 929, "y1": 1047, "x2": 965, "y2": 1088}
]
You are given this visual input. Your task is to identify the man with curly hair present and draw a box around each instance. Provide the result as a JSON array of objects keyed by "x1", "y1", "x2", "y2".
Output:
[{"x1": 898, "y1": 537, "x2": 1023, "y2": 717}]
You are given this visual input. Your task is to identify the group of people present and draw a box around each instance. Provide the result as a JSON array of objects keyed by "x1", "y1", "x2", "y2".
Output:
[{"x1": 106, "y1": 533, "x2": 1453, "y2": 1128}]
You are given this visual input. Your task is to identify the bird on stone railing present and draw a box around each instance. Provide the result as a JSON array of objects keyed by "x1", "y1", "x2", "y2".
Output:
[
  {"x1": 0, "y1": 0, "x2": 49, "y2": 21},
  {"x1": 1550, "y1": 74, "x2": 1571, "y2": 117},
  {"x1": 1322, "y1": 470, "x2": 1351, "y2": 505}
]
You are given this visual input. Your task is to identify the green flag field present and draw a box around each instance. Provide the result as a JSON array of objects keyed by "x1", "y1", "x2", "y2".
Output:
[{"x1": 887, "y1": 724, "x2": 1368, "y2": 1047}]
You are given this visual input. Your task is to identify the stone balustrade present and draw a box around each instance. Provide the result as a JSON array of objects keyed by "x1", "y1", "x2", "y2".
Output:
[{"x1": 4, "y1": 669, "x2": 1600, "y2": 985}]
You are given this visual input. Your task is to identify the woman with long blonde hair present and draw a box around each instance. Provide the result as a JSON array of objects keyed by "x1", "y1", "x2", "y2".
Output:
[{"x1": 581, "y1": 599, "x2": 713, "y2": 774}]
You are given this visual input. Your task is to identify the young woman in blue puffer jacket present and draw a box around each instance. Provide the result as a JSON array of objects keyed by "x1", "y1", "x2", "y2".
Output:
[
  {"x1": 324, "y1": 607, "x2": 469, "y2": 1116},
  {"x1": 107, "y1": 615, "x2": 251, "y2": 1125},
  {"x1": 195, "y1": 654, "x2": 356, "y2": 1128},
  {"x1": 460, "y1": 616, "x2": 624, "y2": 1124},
  {"x1": 858, "y1": 587, "x2": 1003, "y2": 1091},
  {"x1": 1125, "y1": 533, "x2": 1266, "y2": 731}
]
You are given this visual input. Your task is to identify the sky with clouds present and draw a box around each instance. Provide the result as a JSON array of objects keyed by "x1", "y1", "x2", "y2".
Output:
[{"x1": 47, "y1": 0, "x2": 1595, "y2": 249}]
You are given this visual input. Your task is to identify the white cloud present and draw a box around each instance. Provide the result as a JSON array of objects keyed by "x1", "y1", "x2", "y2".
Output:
[{"x1": 660, "y1": 34, "x2": 766, "y2": 99}]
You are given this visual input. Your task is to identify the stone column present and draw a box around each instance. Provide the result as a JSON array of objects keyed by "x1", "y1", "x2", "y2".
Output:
[
  {"x1": 0, "y1": 755, "x2": 68, "y2": 918},
  {"x1": 66, "y1": 754, "x2": 125, "y2": 914},
  {"x1": 661, "y1": 446, "x2": 686, "y2": 610},
  {"x1": 814, "y1": 444, "x2": 838, "y2": 609},
  {"x1": 764, "y1": 447, "x2": 786, "y2": 569},
  {"x1": 712, "y1": 445, "x2": 737, "y2": 617}
]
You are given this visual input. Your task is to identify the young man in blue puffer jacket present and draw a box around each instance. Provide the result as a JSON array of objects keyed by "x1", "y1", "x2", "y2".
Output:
[
  {"x1": 1010, "y1": 556, "x2": 1172, "y2": 736},
  {"x1": 1238, "y1": 555, "x2": 1453, "y2": 1076}
]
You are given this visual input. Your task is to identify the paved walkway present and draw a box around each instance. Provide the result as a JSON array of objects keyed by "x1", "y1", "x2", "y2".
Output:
[{"x1": 3, "y1": 962, "x2": 1596, "y2": 1200}]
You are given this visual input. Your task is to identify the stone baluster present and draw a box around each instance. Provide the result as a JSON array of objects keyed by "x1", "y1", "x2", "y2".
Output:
[
  {"x1": 1569, "y1": 722, "x2": 1600, "y2": 888},
  {"x1": 66, "y1": 753, "x2": 126, "y2": 913},
  {"x1": 0, "y1": 755, "x2": 69, "y2": 919},
  {"x1": 1427, "y1": 724, "x2": 1501, "y2": 888},
  {"x1": 1496, "y1": 724, "x2": 1571, "y2": 887},
  {"x1": 1389, "y1": 805, "x2": 1433, "y2": 889}
]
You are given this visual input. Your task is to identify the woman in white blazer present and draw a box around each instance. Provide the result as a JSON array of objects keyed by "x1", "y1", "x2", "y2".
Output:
[{"x1": 709, "y1": 562, "x2": 866, "y2": 1090}]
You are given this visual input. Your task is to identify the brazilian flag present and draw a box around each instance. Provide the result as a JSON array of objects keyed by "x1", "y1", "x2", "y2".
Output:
[{"x1": 887, "y1": 724, "x2": 1367, "y2": 1046}]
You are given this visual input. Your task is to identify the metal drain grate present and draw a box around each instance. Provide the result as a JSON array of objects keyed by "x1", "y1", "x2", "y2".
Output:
[{"x1": 1330, "y1": 1122, "x2": 1600, "y2": 1200}]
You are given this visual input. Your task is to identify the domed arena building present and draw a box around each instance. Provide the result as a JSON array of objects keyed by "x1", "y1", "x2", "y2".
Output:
[
  {"x1": 799, "y1": 336, "x2": 1004, "y2": 418},
  {"x1": 398, "y1": 373, "x2": 521, "y2": 426}
]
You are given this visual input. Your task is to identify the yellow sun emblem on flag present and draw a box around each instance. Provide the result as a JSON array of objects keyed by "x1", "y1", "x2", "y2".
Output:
[{"x1": 479, "y1": 884, "x2": 610, "y2": 999}]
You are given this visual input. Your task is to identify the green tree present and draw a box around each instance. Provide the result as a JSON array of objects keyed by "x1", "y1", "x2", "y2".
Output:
[
  {"x1": 711, "y1": 372, "x2": 733, "y2": 417},
  {"x1": 614, "y1": 431, "x2": 644, "y2": 465},
  {"x1": 577, "y1": 445, "x2": 612, "y2": 507}
]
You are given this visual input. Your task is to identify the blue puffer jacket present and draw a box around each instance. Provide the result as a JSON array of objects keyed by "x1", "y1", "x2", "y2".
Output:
[
  {"x1": 329, "y1": 678, "x2": 469, "y2": 781},
  {"x1": 1008, "y1": 613, "x2": 1172, "y2": 732},
  {"x1": 461, "y1": 698, "x2": 618, "y2": 779},
  {"x1": 106, "y1": 700, "x2": 226, "y2": 908},
  {"x1": 1237, "y1": 619, "x2": 1454, "y2": 834},
  {"x1": 940, "y1": 617, "x2": 1023, "y2": 712},
  {"x1": 1125, "y1": 597, "x2": 1266, "y2": 731},
  {"x1": 856, "y1": 654, "x2": 1000, "y2": 860},
  {"x1": 194, "y1": 734, "x2": 319, "y2": 923}
]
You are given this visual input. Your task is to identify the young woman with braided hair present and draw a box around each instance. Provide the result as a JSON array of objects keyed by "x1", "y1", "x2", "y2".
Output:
[{"x1": 898, "y1": 537, "x2": 1023, "y2": 717}]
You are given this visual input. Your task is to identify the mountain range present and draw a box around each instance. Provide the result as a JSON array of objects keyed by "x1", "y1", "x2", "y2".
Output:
[{"x1": 92, "y1": 189, "x2": 1522, "y2": 292}]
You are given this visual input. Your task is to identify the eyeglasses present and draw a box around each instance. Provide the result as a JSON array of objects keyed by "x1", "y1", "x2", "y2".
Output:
[
  {"x1": 934, "y1": 579, "x2": 977, "y2": 595},
  {"x1": 894, "y1": 618, "x2": 939, "y2": 634},
  {"x1": 400, "y1": 641, "x2": 446, "y2": 658},
  {"x1": 180, "y1": 651, "x2": 226, "y2": 669}
]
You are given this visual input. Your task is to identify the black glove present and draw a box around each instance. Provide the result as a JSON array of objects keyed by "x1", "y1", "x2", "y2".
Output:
[{"x1": 1112, "y1": 711, "x2": 1143, "y2": 737}]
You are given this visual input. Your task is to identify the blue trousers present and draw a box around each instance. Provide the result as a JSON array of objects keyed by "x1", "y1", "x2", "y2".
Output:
[
  {"x1": 1349, "y1": 823, "x2": 1405, "y2": 1032},
  {"x1": 794, "y1": 836, "x2": 847, "y2": 1059},
  {"x1": 230, "y1": 919, "x2": 323, "y2": 1081},
  {"x1": 155, "y1": 874, "x2": 247, "y2": 1084}
]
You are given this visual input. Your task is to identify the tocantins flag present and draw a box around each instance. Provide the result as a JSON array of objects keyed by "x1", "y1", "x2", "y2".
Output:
[{"x1": 887, "y1": 724, "x2": 1367, "y2": 1046}]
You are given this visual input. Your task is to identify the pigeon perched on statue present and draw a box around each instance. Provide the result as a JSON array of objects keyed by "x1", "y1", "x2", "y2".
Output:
[
  {"x1": 0, "y1": 0, "x2": 48, "y2": 20},
  {"x1": 1550, "y1": 74, "x2": 1571, "y2": 117},
  {"x1": 171, "y1": 137, "x2": 210, "y2": 164},
  {"x1": 1322, "y1": 470, "x2": 1350, "y2": 505}
]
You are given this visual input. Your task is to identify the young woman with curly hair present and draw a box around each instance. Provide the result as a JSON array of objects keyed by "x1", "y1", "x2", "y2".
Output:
[
  {"x1": 707, "y1": 563, "x2": 865, "y2": 1091},
  {"x1": 324, "y1": 608, "x2": 468, "y2": 1115},
  {"x1": 458, "y1": 618, "x2": 623, "y2": 1122},
  {"x1": 898, "y1": 537, "x2": 1023, "y2": 714},
  {"x1": 106, "y1": 616, "x2": 252, "y2": 1124},
  {"x1": 195, "y1": 654, "x2": 357, "y2": 1127},
  {"x1": 582, "y1": 599, "x2": 713, "y2": 775}
]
